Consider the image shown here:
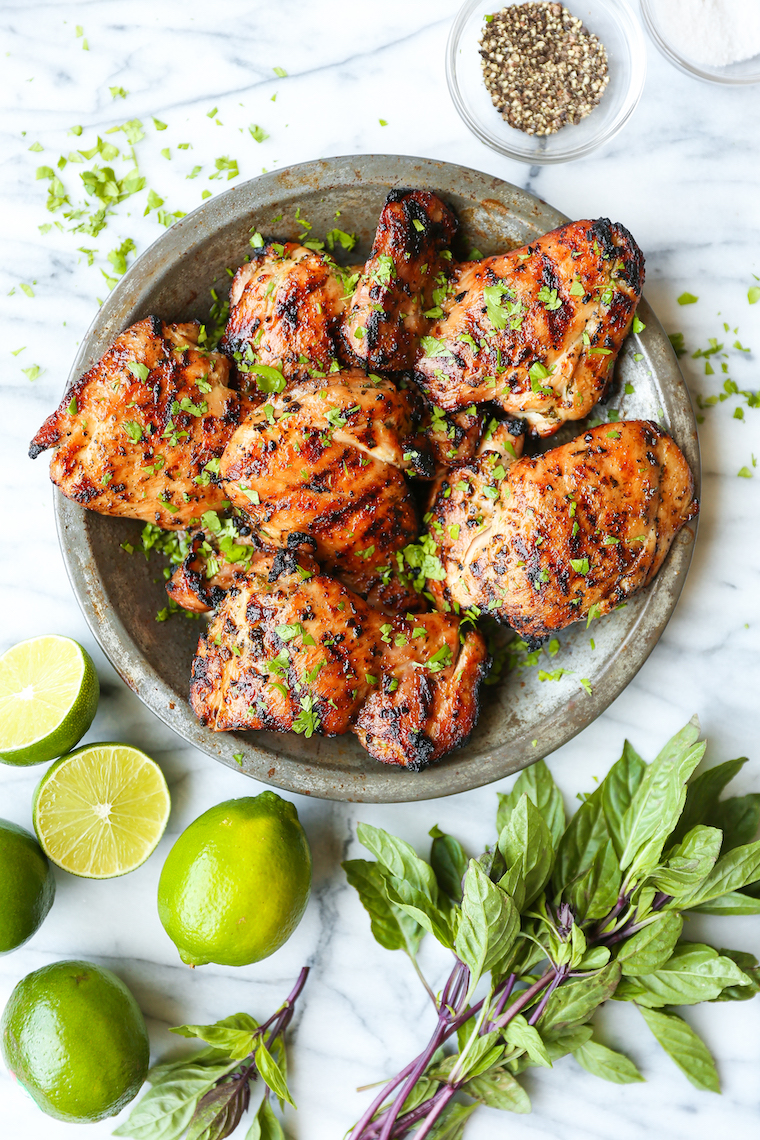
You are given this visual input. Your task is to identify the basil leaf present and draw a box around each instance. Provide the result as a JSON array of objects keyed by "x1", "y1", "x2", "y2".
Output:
[
  {"x1": 711, "y1": 948, "x2": 760, "y2": 1001},
  {"x1": 689, "y1": 890, "x2": 760, "y2": 915},
  {"x1": 616, "y1": 911, "x2": 683, "y2": 976},
  {"x1": 455, "y1": 860, "x2": 519, "y2": 988},
  {"x1": 573, "y1": 1039, "x2": 644, "y2": 1084},
  {"x1": 385, "y1": 876, "x2": 455, "y2": 949},
  {"x1": 148, "y1": 1058, "x2": 238, "y2": 1088},
  {"x1": 400, "y1": 1076, "x2": 438, "y2": 1115},
  {"x1": 618, "y1": 721, "x2": 706, "y2": 876},
  {"x1": 255, "y1": 1040, "x2": 295, "y2": 1107},
  {"x1": 651, "y1": 825, "x2": 722, "y2": 897},
  {"x1": 566, "y1": 838, "x2": 620, "y2": 922},
  {"x1": 539, "y1": 961, "x2": 621, "y2": 1033},
  {"x1": 540, "y1": 1025, "x2": 593, "y2": 1062},
  {"x1": 429, "y1": 824, "x2": 468, "y2": 902},
  {"x1": 497, "y1": 759, "x2": 565, "y2": 846},
  {"x1": 671, "y1": 756, "x2": 748, "y2": 843},
  {"x1": 637, "y1": 1006, "x2": 720, "y2": 1092},
  {"x1": 112, "y1": 1074, "x2": 216, "y2": 1139},
  {"x1": 425, "y1": 1101, "x2": 479, "y2": 1138},
  {"x1": 456, "y1": 1032, "x2": 504, "y2": 1081},
  {"x1": 602, "y1": 740, "x2": 646, "y2": 857},
  {"x1": 707, "y1": 794, "x2": 760, "y2": 852},
  {"x1": 614, "y1": 942, "x2": 751, "y2": 1006},
  {"x1": 679, "y1": 837, "x2": 760, "y2": 908},
  {"x1": 356, "y1": 823, "x2": 438, "y2": 902},
  {"x1": 185, "y1": 1076, "x2": 247, "y2": 1140},
  {"x1": 498, "y1": 794, "x2": 554, "y2": 908},
  {"x1": 247, "y1": 1097, "x2": 285, "y2": 1140},
  {"x1": 553, "y1": 786, "x2": 609, "y2": 895},
  {"x1": 343, "y1": 858, "x2": 423, "y2": 954},
  {"x1": 170, "y1": 1021, "x2": 256, "y2": 1060},
  {"x1": 504, "y1": 1013, "x2": 552, "y2": 1068},
  {"x1": 464, "y1": 1066, "x2": 531, "y2": 1112}
]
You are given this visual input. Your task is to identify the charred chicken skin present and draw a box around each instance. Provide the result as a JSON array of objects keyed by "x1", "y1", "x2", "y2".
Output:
[
  {"x1": 221, "y1": 241, "x2": 351, "y2": 389},
  {"x1": 414, "y1": 219, "x2": 645, "y2": 437},
  {"x1": 340, "y1": 189, "x2": 458, "y2": 372},
  {"x1": 29, "y1": 318, "x2": 246, "y2": 529},
  {"x1": 218, "y1": 368, "x2": 424, "y2": 608},
  {"x1": 189, "y1": 546, "x2": 489, "y2": 769},
  {"x1": 427, "y1": 421, "x2": 697, "y2": 640}
]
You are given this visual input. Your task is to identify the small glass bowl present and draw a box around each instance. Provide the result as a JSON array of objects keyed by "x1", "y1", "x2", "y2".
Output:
[
  {"x1": 640, "y1": 0, "x2": 760, "y2": 85},
  {"x1": 446, "y1": 0, "x2": 647, "y2": 164}
]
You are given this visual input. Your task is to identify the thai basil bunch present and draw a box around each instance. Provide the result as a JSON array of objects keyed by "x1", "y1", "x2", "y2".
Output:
[{"x1": 344, "y1": 720, "x2": 760, "y2": 1140}]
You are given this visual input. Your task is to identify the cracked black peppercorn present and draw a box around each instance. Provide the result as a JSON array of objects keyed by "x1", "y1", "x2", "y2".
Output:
[{"x1": 480, "y1": 1, "x2": 610, "y2": 136}]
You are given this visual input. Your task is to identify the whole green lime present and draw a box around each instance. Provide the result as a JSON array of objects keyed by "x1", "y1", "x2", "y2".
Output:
[
  {"x1": 157, "y1": 792, "x2": 312, "y2": 967},
  {"x1": 1, "y1": 959, "x2": 149, "y2": 1122},
  {"x1": 0, "y1": 820, "x2": 55, "y2": 954}
]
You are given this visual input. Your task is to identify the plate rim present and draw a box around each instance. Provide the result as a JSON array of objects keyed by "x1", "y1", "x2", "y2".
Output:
[{"x1": 51, "y1": 154, "x2": 701, "y2": 802}]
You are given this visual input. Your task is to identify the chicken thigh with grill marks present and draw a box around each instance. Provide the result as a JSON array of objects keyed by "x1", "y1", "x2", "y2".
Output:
[
  {"x1": 218, "y1": 368, "x2": 427, "y2": 610},
  {"x1": 189, "y1": 546, "x2": 489, "y2": 769},
  {"x1": 340, "y1": 189, "x2": 458, "y2": 372},
  {"x1": 414, "y1": 219, "x2": 645, "y2": 437},
  {"x1": 221, "y1": 240, "x2": 354, "y2": 389},
  {"x1": 426, "y1": 420, "x2": 697, "y2": 641},
  {"x1": 29, "y1": 318, "x2": 247, "y2": 529}
]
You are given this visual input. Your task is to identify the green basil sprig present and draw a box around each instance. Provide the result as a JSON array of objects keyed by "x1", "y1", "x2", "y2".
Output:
[
  {"x1": 114, "y1": 968, "x2": 307, "y2": 1140},
  {"x1": 344, "y1": 719, "x2": 760, "y2": 1139}
]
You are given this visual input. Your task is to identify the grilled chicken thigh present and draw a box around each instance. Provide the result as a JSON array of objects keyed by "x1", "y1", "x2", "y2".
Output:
[
  {"x1": 221, "y1": 241, "x2": 352, "y2": 388},
  {"x1": 427, "y1": 421, "x2": 697, "y2": 640},
  {"x1": 29, "y1": 318, "x2": 245, "y2": 528},
  {"x1": 189, "y1": 546, "x2": 489, "y2": 769},
  {"x1": 414, "y1": 219, "x2": 644, "y2": 437},
  {"x1": 340, "y1": 189, "x2": 458, "y2": 372},
  {"x1": 219, "y1": 369, "x2": 425, "y2": 608}
]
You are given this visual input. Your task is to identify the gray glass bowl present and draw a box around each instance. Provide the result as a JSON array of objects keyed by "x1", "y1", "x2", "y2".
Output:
[
  {"x1": 446, "y1": 0, "x2": 647, "y2": 164},
  {"x1": 53, "y1": 155, "x2": 699, "y2": 802},
  {"x1": 640, "y1": 0, "x2": 760, "y2": 85}
]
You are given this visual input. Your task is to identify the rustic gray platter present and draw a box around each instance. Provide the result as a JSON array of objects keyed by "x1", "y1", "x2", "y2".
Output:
[{"x1": 53, "y1": 155, "x2": 700, "y2": 802}]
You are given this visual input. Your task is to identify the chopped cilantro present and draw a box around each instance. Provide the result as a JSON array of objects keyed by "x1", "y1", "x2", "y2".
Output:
[
  {"x1": 632, "y1": 314, "x2": 646, "y2": 334},
  {"x1": 109, "y1": 86, "x2": 129, "y2": 100},
  {"x1": 249, "y1": 124, "x2": 269, "y2": 143},
  {"x1": 273, "y1": 66, "x2": 288, "y2": 77},
  {"x1": 537, "y1": 285, "x2": 562, "y2": 311},
  {"x1": 570, "y1": 557, "x2": 590, "y2": 575},
  {"x1": 123, "y1": 420, "x2": 143, "y2": 443},
  {"x1": 677, "y1": 292, "x2": 699, "y2": 305},
  {"x1": 127, "y1": 360, "x2": 150, "y2": 381}
]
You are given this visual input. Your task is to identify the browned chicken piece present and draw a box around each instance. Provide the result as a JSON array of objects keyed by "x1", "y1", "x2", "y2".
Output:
[
  {"x1": 422, "y1": 405, "x2": 485, "y2": 474},
  {"x1": 219, "y1": 369, "x2": 426, "y2": 609},
  {"x1": 189, "y1": 546, "x2": 489, "y2": 769},
  {"x1": 427, "y1": 421, "x2": 698, "y2": 640},
  {"x1": 340, "y1": 189, "x2": 458, "y2": 372},
  {"x1": 165, "y1": 531, "x2": 256, "y2": 613},
  {"x1": 221, "y1": 241, "x2": 351, "y2": 389},
  {"x1": 29, "y1": 318, "x2": 247, "y2": 529},
  {"x1": 414, "y1": 218, "x2": 645, "y2": 437},
  {"x1": 425, "y1": 420, "x2": 526, "y2": 613}
]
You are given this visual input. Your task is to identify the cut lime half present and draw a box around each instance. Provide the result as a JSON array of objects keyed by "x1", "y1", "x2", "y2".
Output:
[
  {"x1": 33, "y1": 744, "x2": 171, "y2": 878},
  {"x1": 0, "y1": 635, "x2": 99, "y2": 766}
]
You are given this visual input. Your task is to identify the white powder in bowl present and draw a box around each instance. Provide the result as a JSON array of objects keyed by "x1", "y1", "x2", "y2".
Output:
[{"x1": 656, "y1": 0, "x2": 760, "y2": 67}]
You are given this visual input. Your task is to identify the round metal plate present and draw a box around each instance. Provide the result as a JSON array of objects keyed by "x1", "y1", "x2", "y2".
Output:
[{"x1": 53, "y1": 155, "x2": 700, "y2": 802}]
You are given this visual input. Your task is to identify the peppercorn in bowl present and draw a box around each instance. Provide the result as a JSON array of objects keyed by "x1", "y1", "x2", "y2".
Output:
[{"x1": 447, "y1": 0, "x2": 647, "y2": 163}]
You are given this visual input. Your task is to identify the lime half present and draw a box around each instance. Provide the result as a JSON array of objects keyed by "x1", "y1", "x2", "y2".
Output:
[
  {"x1": 33, "y1": 744, "x2": 171, "y2": 878},
  {"x1": 0, "y1": 635, "x2": 99, "y2": 766}
]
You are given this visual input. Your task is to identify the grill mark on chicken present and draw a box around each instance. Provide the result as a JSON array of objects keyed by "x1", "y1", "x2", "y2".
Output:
[
  {"x1": 414, "y1": 218, "x2": 645, "y2": 437},
  {"x1": 221, "y1": 241, "x2": 350, "y2": 389},
  {"x1": 189, "y1": 550, "x2": 488, "y2": 769},
  {"x1": 29, "y1": 318, "x2": 248, "y2": 529},
  {"x1": 340, "y1": 189, "x2": 458, "y2": 372},
  {"x1": 427, "y1": 420, "x2": 697, "y2": 639}
]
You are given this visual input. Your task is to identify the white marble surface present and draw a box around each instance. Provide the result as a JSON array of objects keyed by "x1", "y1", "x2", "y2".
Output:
[{"x1": 1, "y1": 1, "x2": 760, "y2": 1137}]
